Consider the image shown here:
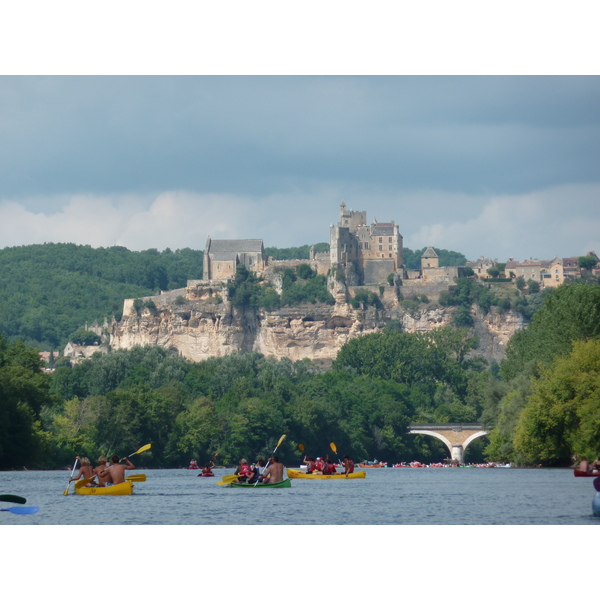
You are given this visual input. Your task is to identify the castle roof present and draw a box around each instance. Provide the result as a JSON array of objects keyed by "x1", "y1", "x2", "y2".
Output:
[
  {"x1": 206, "y1": 239, "x2": 264, "y2": 259},
  {"x1": 421, "y1": 247, "x2": 439, "y2": 258},
  {"x1": 371, "y1": 223, "x2": 395, "y2": 236}
]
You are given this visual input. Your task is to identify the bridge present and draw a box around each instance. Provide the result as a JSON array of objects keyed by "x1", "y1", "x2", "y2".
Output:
[{"x1": 409, "y1": 423, "x2": 489, "y2": 464}]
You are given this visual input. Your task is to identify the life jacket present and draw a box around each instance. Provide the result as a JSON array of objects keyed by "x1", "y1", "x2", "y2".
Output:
[
  {"x1": 315, "y1": 459, "x2": 324, "y2": 471},
  {"x1": 247, "y1": 466, "x2": 259, "y2": 483},
  {"x1": 239, "y1": 464, "x2": 251, "y2": 476},
  {"x1": 306, "y1": 461, "x2": 316, "y2": 472},
  {"x1": 345, "y1": 460, "x2": 354, "y2": 473}
]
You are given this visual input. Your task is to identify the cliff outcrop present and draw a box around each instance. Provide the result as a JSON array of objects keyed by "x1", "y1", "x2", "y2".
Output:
[{"x1": 107, "y1": 282, "x2": 523, "y2": 364}]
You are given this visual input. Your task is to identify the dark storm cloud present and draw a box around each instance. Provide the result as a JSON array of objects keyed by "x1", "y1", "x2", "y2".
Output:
[{"x1": 1, "y1": 76, "x2": 599, "y2": 199}]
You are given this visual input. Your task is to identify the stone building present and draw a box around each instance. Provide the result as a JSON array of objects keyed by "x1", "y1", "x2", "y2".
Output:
[
  {"x1": 466, "y1": 256, "x2": 499, "y2": 279},
  {"x1": 330, "y1": 201, "x2": 404, "y2": 285},
  {"x1": 203, "y1": 237, "x2": 267, "y2": 281}
]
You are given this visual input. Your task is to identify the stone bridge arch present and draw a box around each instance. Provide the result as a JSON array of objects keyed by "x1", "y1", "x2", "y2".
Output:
[{"x1": 409, "y1": 423, "x2": 489, "y2": 464}]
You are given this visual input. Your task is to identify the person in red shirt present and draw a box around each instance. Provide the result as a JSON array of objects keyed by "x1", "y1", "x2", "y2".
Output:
[
  {"x1": 303, "y1": 456, "x2": 317, "y2": 473},
  {"x1": 323, "y1": 458, "x2": 337, "y2": 475},
  {"x1": 314, "y1": 457, "x2": 325, "y2": 473},
  {"x1": 343, "y1": 455, "x2": 355, "y2": 475},
  {"x1": 235, "y1": 459, "x2": 252, "y2": 482}
]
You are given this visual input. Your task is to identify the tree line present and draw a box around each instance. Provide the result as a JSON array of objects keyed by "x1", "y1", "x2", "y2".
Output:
[{"x1": 2, "y1": 279, "x2": 599, "y2": 470}]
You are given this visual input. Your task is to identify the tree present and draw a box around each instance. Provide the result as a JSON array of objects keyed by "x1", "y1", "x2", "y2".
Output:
[
  {"x1": 501, "y1": 282, "x2": 600, "y2": 380},
  {"x1": 578, "y1": 255, "x2": 598, "y2": 271},
  {"x1": 513, "y1": 339, "x2": 600, "y2": 465},
  {"x1": 69, "y1": 329, "x2": 102, "y2": 346}
]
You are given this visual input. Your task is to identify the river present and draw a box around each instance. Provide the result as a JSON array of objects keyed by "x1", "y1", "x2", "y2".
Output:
[
  {"x1": 2, "y1": 466, "x2": 596, "y2": 597},
  {"x1": 1, "y1": 466, "x2": 598, "y2": 525}
]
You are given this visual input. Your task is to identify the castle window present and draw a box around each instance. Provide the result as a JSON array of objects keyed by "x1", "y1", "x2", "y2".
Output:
[
  {"x1": 379, "y1": 245, "x2": 382, "y2": 251},
  {"x1": 388, "y1": 245, "x2": 392, "y2": 251},
  {"x1": 379, "y1": 238, "x2": 382, "y2": 243}
]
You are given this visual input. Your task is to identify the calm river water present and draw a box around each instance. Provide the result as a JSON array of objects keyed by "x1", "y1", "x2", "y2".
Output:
[{"x1": 1, "y1": 466, "x2": 598, "y2": 525}]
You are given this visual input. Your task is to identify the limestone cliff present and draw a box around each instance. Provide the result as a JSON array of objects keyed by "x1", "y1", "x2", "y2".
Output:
[{"x1": 107, "y1": 282, "x2": 523, "y2": 364}]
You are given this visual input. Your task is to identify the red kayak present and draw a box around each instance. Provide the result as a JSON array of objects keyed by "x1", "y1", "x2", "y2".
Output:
[
  {"x1": 573, "y1": 469, "x2": 600, "y2": 477},
  {"x1": 198, "y1": 472, "x2": 215, "y2": 477}
]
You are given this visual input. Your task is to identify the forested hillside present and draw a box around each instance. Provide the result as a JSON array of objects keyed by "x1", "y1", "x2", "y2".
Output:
[
  {"x1": 2, "y1": 280, "x2": 599, "y2": 470},
  {"x1": 0, "y1": 242, "x2": 467, "y2": 352},
  {"x1": 0, "y1": 244, "x2": 203, "y2": 349}
]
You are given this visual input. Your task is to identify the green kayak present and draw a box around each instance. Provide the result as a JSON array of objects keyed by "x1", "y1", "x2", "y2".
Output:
[{"x1": 229, "y1": 479, "x2": 291, "y2": 489}]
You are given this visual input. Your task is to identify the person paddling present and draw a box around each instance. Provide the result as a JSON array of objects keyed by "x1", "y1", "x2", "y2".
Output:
[
  {"x1": 303, "y1": 456, "x2": 317, "y2": 473},
  {"x1": 93, "y1": 456, "x2": 111, "y2": 487},
  {"x1": 235, "y1": 458, "x2": 252, "y2": 482},
  {"x1": 100, "y1": 454, "x2": 135, "y2": 484},
  {"x1": 259, "y1": 455, "x2": 284, "y2": 484},
  {"x1": 69, "y1": 457, "x2": 94, "y2": 485},
  {"x1": 202, "y1": 460, "x2": 215, "y2": 476},
  {"x1": 322, "y1": 458, "x2": 337, "y2": 474},
  {"x1": 342, "y1": 455, "x2": 355, "y2": 475}
]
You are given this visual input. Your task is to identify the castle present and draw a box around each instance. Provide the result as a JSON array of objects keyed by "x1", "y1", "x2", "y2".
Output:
[{"x1": 202, "y1": 202, "x2": 462, "y2": 287}]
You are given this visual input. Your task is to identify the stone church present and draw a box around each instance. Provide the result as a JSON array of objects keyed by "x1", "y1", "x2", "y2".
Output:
[{"x1": 203, "y1": 237, "x2": 267, "y2": 281}]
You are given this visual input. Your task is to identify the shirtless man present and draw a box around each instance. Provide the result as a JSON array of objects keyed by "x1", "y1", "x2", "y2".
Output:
[
  {"x1": 93, "y1": 456, "x2": 112, "y2": 487},
  {"x1": 69, "y1": 457, "x2": 94, "y2": 483},
  {"x1": 259, "y1": 455, "x2": 284, "y2": 484},
  {"x1": 101, "y1": 454, "x2": 135, "y2": 484}
]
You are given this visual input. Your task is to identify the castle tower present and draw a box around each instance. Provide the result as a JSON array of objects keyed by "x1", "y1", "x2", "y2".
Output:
[{"x1": 421, "y1": 247, "x2": 439, "y2": 269}]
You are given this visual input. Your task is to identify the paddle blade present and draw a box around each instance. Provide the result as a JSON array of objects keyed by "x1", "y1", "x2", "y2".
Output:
[
  {"x1": 74, "y1": 477, "x2": 95, "y2": 489},
  {"x1": 330, "y1": 442, "x2": 337, "y2": 454},
  {"x1": 133, "y1": 443, "x2": 152, "y2": 456},
  {"x1": 2, "y1": 506, "x2": 39, "y2": 514},
  {"x1": 298, "y1": 444, "x2": 305, "y2": 452},
  {"x1": 275, "y1": 434, "x2": 286, "y2": 450},
  {"x1": 0, "y1": 495, "x2": 27, "y2": 504},
  {"x1": 126, "y1": 474, "x2": 146, "y2": 482},
  {"x1": 220, "y1": 474, "x2": 239, "y2": 484}
]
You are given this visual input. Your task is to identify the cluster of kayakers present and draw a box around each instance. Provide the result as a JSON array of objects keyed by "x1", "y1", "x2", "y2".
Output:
[
  {"x1": 303, "y1": 455, "x2": 354, "y2": 475},
  {"x1": 234, "y1": 456, "x2": 284, "y2": 484},
  {"x1": 69, "y1": 455, "x2": 135, "y2": 487}
]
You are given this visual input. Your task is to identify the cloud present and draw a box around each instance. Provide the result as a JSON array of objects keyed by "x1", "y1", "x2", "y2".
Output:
[
  {"x1": 1, "y1": 183, "x2": 599, "y2": 262},
  {"x1": 405, "y1": 183, "x2": 600, "y2": 260}
]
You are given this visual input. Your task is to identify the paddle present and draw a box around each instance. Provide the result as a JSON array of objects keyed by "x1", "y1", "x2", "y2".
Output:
[
  {"x1": 1, "y1": 506, "x2": 39, "y2": 515},
  {"x1": 75, "y1": 444, "x2": 152, "y2": 489},
  {"x1": 0, "y1": 495, "x2": 27, "y2": 504},
  {"x1": 126, "y1": 474, "x2": 146, "y2": 482},
  {"x1": 218, "y1": 474, "x2": 240, "y2": 486},
  {"x1": 330, "y1": 442, "x2": 343, "y2": 466},
  {"x1": 63, "y1": 457, "x2": 80, "y2": 495},
  {"x1": 254, "y1": 434, "x2": 286, "y2": 486}
]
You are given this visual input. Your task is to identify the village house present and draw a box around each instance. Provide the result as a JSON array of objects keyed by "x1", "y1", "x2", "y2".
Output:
[{"x1": 466, "y1": 256, "x2": 498, "y2": 279}]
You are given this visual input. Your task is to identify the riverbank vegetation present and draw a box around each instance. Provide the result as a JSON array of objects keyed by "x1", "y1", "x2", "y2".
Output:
[{"x1": 1, "y1": 243, "x2": 599, "y2": 470}]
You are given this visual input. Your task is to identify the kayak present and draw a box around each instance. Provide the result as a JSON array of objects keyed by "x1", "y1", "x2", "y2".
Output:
[
  {"x1": 574, "y1": 469, "x2": 600, "y2": 477},
  {"x1": 75, "y1": 481, "x2": 134, "y2": 496},
  {"x1": 228, "y1": 479, "x2": 291, "y2": 488},
  {"x1": 198, "y1": 472, "x2": 215, "y2": 477},
  {"x1": 358, "y1": 463, "x2": 387, "y2": 468},
  {"x1": 287, "y1": 469, "x2": 365, "y2": 479}
]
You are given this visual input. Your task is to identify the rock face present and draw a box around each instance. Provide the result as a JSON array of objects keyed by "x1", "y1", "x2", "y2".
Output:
[{"x1": 108, "y1": 282, "x2": 523, "y2": 364}]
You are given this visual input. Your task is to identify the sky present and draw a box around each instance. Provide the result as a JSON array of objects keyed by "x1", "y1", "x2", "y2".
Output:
[{"x1": 1, "y1": 75, "x2": 599, "y2": 263}]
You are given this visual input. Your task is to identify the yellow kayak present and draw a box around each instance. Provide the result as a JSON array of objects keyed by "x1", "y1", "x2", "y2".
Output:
[
  {"x1": 74, "y1": 481, "x2": 134, "y2": 495},
  {"x1": 287, "y1": 469, "x2": 365, "y2": 479}
]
